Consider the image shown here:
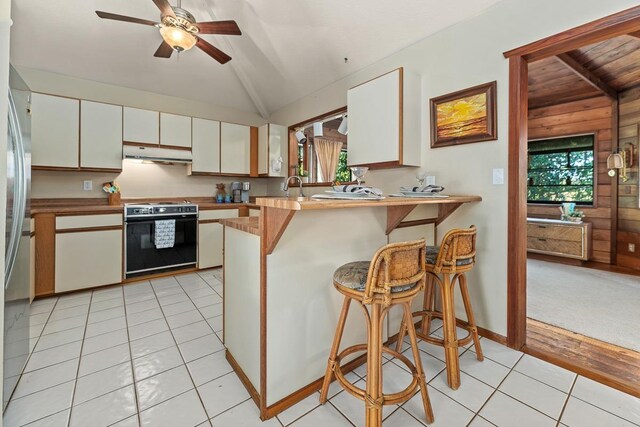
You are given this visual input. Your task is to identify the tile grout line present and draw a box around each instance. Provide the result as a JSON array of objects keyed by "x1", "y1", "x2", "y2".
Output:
[
  {"x1": 568, "y1": 377, "x2": 640, "y2": 426},
  {"x1": 148, "y1": 275, "x2": 214, "y2": 423},
  {"x1": 555, "y1": 375, "x2": 578, "y2": 427},
  {"x1": 121, "y1": 280, "x2": 145, "y2": 427},
  {"x1": 66, "y1": 289, "x2": 95, "y2": 427}
]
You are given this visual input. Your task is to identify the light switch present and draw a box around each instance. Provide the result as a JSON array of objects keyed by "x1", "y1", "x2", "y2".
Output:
[
  {"x1": 492, "y1": 168, "x2": 504, "y2": 185},
  {"x1": 425, "y1": 176, "x2": 436, "y2": 185},
  {"x1": 83, "y1": 180, "x2": 93, "y2": 191}
]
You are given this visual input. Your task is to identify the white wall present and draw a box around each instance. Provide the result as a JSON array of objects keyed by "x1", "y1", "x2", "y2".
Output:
[
  {"x1": 16, "y1": 67, "x2": 273, "y2": 200},
  {"x1": 268, "y1": 0, "x2": 639, "y2": 335}
]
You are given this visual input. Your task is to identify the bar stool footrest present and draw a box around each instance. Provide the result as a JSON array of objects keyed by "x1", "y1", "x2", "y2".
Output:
[
  {"x1": 411, "y1": 310, "x2": 475, "y2": 347},
  {"x1": 333, "y1": 343, "x2": 422, "y2": 406}
]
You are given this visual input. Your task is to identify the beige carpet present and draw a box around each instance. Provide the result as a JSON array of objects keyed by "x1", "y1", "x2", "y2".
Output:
[{"x1": 527, "y1": 259, "x2": 640, "y2": 352}]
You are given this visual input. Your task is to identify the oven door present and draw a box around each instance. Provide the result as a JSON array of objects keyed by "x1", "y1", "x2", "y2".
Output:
[{"x1": 125, "y1": 214, "x2": 197, "y2": 277}]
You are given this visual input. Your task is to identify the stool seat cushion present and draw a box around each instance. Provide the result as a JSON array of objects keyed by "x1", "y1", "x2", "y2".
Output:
[
  {"x1": 333, "y1": 261, "x2": 417, "y2": 292},
  {"x1": 425, "y1": 246, "x2": 473, "y2": 266}
]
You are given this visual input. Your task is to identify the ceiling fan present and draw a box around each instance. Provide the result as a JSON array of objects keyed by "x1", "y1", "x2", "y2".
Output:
[{"x1": 95, "y1": 0, "x2": 241, "y2": 64}]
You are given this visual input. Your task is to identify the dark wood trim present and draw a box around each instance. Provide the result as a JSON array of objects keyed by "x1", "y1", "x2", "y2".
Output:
[
  {"x1": 525, "y1": 319, "x2": 640, "y2": 398},
  {"x1": 346, "y1": 160, "x2": 403, "y2": 169},
  {"x1": 288, "y1": 106, "x2": 348, "y2": 132},
  {"x1": 507, "y1": 55, "x2": 529, "y2": 350},
  {"x1": 396, "y1": 218, "x2": 438, "y2": 229},
  {"x1": 555, "y1": 53, "x2": 617, "y2": 100},
  {"x1": 198, "y1": 219, "x2": 222, "y2": 225},
  {"x1": 262, "y1": 207, "x2": 295, "y2": 255},
  {"x1": 503, "y1": 5, "x2": 640, "y2": 61},
  {"x1": 430, "y1": 81, "x2": 498, "y2": 148},
  {"x1": 34, "y1": 214, "x2": 55, "y2": 297},
  {"x1": 188, "y1": 171, "x2": 251, "y2": 177},
  {"x1": 250, "y1": 126, "x2": 259, "y2": 177},
  {"x1": 436, "y1": 203, "x2": 463, "y2": 226},
  {"x1": 527, "y1": 252, "x2": 585, "y2": 266},
  {"x1": 386, "y1": 205, "x2": 418, "y2": 235},
  {"x1": 32, "y1": 166, "x2": 122, "y2": 173},
  {"x1": 610, "y1": 100, "x2": 619, "y2": 264},
  {"x1": 398, "y1": 67, "x2": 404, "y2": 164},
  {"x1": 477, "y1": 326, "x2": 508, "y2": 346},
  {"x1": 55, "y1": 225, "x2": 123, "y2": 234},
  {"x1": 226, "y1": 350, "x2": 261, "y2": 409},
  {"x1": 258, "y1": 208, "x2": 268, "y2": 417},
  {"x1": 123, "y1": 141, "x2": 192, "y2": 151}
]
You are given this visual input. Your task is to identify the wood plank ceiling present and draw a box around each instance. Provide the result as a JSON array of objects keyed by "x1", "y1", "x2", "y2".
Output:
[{"x1": 528, "y1": 35, "x2": 640, "y2": 108}]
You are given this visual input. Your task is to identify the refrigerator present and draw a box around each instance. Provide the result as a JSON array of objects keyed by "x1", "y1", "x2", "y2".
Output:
[{"x1": 3, "y1": 66, "x2": 31, "y2": 410}]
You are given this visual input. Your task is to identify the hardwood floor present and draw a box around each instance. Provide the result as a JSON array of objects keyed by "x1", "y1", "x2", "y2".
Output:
[{"x1": 524, "y1": 318, "x2": 640, "y2": 398}]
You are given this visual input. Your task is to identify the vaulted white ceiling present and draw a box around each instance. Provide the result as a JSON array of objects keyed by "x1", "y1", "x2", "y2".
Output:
[{"x1": 10, "y1": 0, "x2": 502, "y2": 117}]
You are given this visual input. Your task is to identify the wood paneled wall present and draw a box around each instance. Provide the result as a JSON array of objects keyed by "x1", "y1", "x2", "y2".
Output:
[
  {"x1": 527, "y1": 96, "x2": 614, "y2": 264},
  {"x1": 617, "y1": 88, "x2": 640, "y2": 270}
]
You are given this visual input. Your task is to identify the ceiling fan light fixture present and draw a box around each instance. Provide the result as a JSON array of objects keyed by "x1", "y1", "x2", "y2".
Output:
[{"x1": 159, "y1": 26, "x2": 197, "y2": 51}]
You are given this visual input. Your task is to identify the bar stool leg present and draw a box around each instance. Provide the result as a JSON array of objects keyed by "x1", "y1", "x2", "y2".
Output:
[
  {"x1": 420, "y1": 275, "x2": 435, "y2": 337},
  {"x1": 320, "y1": 296, "x2": 352, "y2": 404},
  {"x1": 394, "y1": 309, "x2": 407, "y2": 353},
  {"x1": 440, "y1": 273, "x2": 461, "y2": 389},
  {"x1": 403, "y1": 302, "x2": 434, "y2": 424},
  {"x1": 458, "y1": 274, "x2": 484, "y2": 361},
  {"x1": 365, "y1": 303, "x2": 383, "y2": 427}
]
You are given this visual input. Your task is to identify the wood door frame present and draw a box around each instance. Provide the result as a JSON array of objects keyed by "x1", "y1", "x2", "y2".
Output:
[{"x1": 503, "y1": 5, "x2": 640, "y2": 350}]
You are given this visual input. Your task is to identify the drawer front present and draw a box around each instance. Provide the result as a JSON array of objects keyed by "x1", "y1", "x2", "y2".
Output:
[
  {"x1": 527, "y1": 237, "x2": 583, "y2": 258},
  {"x1": 199, "y1": 209, "x2": 239, "y2": 221},
  {"x1": 527, "y1": 223, "x2": 583, "y2": 241},
  {"x1": 56, "y1": 214, "x2": 123, "y2": 230}
]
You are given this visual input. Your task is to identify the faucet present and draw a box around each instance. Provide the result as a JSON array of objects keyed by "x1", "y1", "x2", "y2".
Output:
[{"x1": 283, "y1": 176, "x2": 305, "y2": 197}]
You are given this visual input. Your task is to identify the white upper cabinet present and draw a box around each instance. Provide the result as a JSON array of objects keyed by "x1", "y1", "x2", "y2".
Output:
[
  {"x1": 190, "y1": 118, "x2": 220, "y2": 174},
  {"x1": 80, "y1": 101, "x2": 123, "y2": 170},
  {"x1": 123, "y1": 107, "x2": 159, "y2": 144},
  {"x1": 347, "y1": 67, "x2": 420, "y2": 168},
  {"x1": 31, "y1": 93, "x2": 79, "y2": 168},
  {"x1": 160, "y1": 112, "x2": 192, "y2": 148},
  {"x1": 258, "y1": 124, "x2": 288, "y2": 177},
  {"x1": 220, "y1": 122, "x2": 251, "y2": 175}
]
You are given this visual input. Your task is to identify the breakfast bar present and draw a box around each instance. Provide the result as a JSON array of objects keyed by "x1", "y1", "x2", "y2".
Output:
[{"x1": 220, "y1": 195, "x2": 481, "y2": 420}]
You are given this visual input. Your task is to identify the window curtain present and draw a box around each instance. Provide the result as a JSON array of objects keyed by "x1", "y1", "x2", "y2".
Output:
[{"x1": 315, "y1": 138, "x2": 343, "y2": 183}]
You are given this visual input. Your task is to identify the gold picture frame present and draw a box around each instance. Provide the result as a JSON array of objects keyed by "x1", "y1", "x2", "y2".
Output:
[{"x1": 430, "y1": 81, "x2": 497, "y2": 148}]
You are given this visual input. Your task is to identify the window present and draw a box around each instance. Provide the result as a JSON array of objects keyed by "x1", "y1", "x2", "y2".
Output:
[{"x1": 527, "y1": 134, "x2": 595, "y2": 205}]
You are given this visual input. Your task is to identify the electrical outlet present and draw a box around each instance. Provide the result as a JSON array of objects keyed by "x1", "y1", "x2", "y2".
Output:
[
  {"x1": 83, "y1": 180, "x2": 93, "y2": 191},
  {"x1": 492, "y1": 168, "x2": 504, "y2": 185},
  {"x1": 425, "y1": 176, "x2": 436, "y2": 185},
  {"x1": 629, "y1": 243, "x2": 636, "y2": 253}
]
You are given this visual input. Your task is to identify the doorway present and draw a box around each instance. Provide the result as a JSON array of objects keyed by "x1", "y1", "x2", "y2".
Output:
[{"x1": 504, "y1": 5, "x2": 640, "y2": 397}]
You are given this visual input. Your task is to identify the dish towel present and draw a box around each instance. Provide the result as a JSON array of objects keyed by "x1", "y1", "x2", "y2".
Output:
[
  {"x1": 333, "y1": 185, "x2": 384, "y2": 196},
  {"x1": 154, "y1": 219, "x2": 176, "y2": 249},
  {"x1": 400, "y1": 185, "x2": 445, "y2": 193}
]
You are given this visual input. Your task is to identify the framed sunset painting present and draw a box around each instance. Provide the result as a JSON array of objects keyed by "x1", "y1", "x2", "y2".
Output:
[{"x1": 430, "y1": 81, "x2": 497, "y2": 148}]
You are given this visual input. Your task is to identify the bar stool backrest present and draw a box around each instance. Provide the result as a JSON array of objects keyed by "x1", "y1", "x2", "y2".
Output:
[
  {"x1": 363, "y1": 239, "x2": 426, "y2": 306},
  {"x1": 434, "y1": 225, "x2": 477, "y2": 273}
]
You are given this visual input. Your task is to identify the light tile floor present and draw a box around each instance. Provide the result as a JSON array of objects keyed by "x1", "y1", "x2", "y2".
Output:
[{"x1": 4, "y1": 269, "x2": 640, "y2": 427}]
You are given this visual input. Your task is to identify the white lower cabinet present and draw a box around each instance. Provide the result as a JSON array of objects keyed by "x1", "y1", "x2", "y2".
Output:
[
  {"x1": 198, "y1": 209, "x2": 238, "y2": 269},
  {"x1": 55, "y1": 229, "x2": 122, "y2": 293}
]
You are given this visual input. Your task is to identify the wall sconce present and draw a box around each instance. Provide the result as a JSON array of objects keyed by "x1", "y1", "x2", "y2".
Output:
[{"x1": 607, "y1": 143, "x2": 634, "y2": 182}]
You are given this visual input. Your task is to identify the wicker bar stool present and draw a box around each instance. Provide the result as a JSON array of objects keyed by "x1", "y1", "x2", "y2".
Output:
[
  {"x1": 319, "y1": 240, "x2": 434, "y2": 427},
  {"x1": 396, "y1": 226, "x2": 483, "y2": 390}
]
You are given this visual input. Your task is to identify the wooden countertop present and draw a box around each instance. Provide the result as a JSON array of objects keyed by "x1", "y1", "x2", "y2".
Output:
[
  {"x1": 219, "y1": 216, "x2": 260, "y2": 236},
  {"x1": 31, "y1": 197, "x2": 259, "y2": 215},
  {"x1": 254, "y1": 195, "x2": 482, "y2": 211}
]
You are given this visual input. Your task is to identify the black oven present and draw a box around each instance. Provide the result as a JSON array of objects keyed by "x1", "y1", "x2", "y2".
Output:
[{"x1": 124, "y1": 204, "x2": 198, "y2": 278}]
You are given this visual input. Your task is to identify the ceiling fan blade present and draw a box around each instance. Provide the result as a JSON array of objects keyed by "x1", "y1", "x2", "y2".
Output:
[
  {"x1": 196, "y1": 20, "x2": 242, "y2": 35},
  {"x1": 154, "y1": 41, "x2": 174, "y2": 58},
  {"x1": 152, "y1": 0, "x2": 176, "y2": 18},
  {"x1": 96, "y1": 11, "x2": 158, "y2": 26},
  {"x1": 196, "y1": 37, "x2": 232, "y2": 64}
]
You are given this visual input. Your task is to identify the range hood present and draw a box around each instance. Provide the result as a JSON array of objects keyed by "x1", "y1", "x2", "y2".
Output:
[{"x1": 123, "y1": 145, "x2": 192, "y2": 164}]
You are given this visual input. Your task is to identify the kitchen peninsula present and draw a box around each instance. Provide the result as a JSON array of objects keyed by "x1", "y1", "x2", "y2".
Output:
[{"x1": 220, "y1": 195, "x2": 481, "y2": 420}]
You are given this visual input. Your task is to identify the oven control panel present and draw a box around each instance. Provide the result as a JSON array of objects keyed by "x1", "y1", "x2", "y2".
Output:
[{"x1": 124, "y1": 203, "x2": 198, "y2": 219}]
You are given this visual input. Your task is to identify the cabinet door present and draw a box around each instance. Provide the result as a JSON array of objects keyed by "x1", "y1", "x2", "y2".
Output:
[
  {"x1": 80, "y1": 101, "x2": 123, "y2": 170},
  {"x1": 220, "y1": 122, "x2": 251, "y2": 174},
  {"x1": 268, "y1": 124, "x2": 287, "y2": 177},
  {"x1": 123, "y1": 107, "x2": 159, "y2": 144},
  {"x1": 191, "y1": 118, "x2": 220, "y2": 173},
  {"x1": 199, "y1": 222, "x2": 223, "y2": 269},
  {"x1": 347, "y1": 69, "x2": 401, "y2": 166},
  {"x1": 160, "y1": 113, "x2": 192, "y2": 148},
  {"x1": 31, "y1": 93, "x2": 79, "y2": 168},
  {"x1": 55, "y1": 229, "x2": 123, "y2": 293}
]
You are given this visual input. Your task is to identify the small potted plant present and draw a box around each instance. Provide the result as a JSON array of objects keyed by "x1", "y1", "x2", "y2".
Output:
[
  {"x1": 566, "y1": 210, "x2": 585, "y2": 223},
  {"x1": 299, "y1": 170, "x2": 309, "y2": 183}
]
